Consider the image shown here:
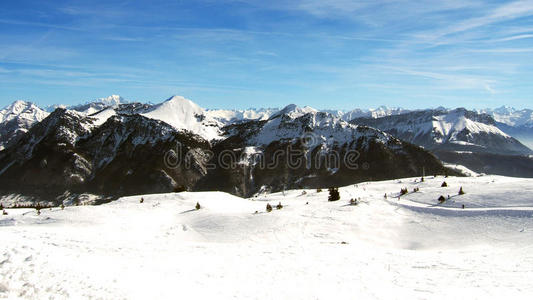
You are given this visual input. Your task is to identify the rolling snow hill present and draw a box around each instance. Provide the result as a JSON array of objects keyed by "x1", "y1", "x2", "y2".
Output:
[{"x1": 1, "y1": 175, "x2": 532, "y2": 299}]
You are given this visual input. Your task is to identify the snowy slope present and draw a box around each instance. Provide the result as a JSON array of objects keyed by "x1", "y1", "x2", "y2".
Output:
[
  {"x1": 141, "y1": 96, "x2": 223, "y2": 140},
  {"x1": 0, "y1": 101, "x2": 49, "y2": 150},
  {"x1": 1, "y1": 175, "x2": 532, "y2": 299}
]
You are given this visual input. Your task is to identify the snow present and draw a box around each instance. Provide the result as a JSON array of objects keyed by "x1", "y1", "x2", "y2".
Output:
[
  {"x1": 245, "y1": 104, "x2": 392, "y2": 147},
  {"x1": 1, "y1": 175, "x2": 533, "y2": 299},
  {"x1": 142, "y1": 95, "x2": 223, "y2": 141},
  {"x1": 89, "y1": 107, "x2": 117, "y2": 126},
  {"x1": 479, "y1": 106, "x2": 533, "y2": 127},
  {"x1": 205, "y1": 108, "x2": 278, "y2": 124}
]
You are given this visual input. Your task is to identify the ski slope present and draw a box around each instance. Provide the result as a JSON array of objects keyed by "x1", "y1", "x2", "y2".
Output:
[{"x1": 1, "y1": 175, "x2": 533, "y2": 299}]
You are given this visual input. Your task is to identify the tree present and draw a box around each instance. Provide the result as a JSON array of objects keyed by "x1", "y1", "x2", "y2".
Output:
[
  {"x1": 140, "y1": 197, "x2": 144, "y2": 203},
  {"x1": 60, "y1": 204, "x2": 65, "y2": 210},
  {"x1": 328, "y1": 187, "x2": 340, "y2": 201},
  {"x1": 317, "y1": 188, "x2": 322, "y2": 193},
  {"x1": 195, "y1": 202, "x2": 201, "y2": 210},
  {"x1": 173, "y1": 185, "x2": 187, "y2": 193},
  {"x1": 400, "y1": 188, "x2": 408, "y2": 196},
  {"x1": 438, "y1": 195, "x2": 446, "y2": 203},
  {"x1": 458, "y1": 186, "x2": 465, "y2": 195},
  {"x1": 266, "y1": 203, "x2": 273, "y2": 212},
  {"x1": 276, "y1": 202, "x2": 283, "y2": 210},
  {"x1": 441, "y1": 181, "x2": 448, "y2": 187},
  {"x1": 0, "y1": 203, "x2": 3, "y2": 210},
  {"x1": 2, "y1": 210, "x2": 7, "y2": 216},
  {"x1": 349, "y1": 199, "x2": 358, "y2": 205},
  {"x1": 421, "y1": 177, "x2": 424, "y2": 182}
]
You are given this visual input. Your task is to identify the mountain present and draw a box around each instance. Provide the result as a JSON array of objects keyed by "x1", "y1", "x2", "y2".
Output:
[
  {"x1": 198, "y1": 104, "x2": 453, "y2": 196},
  {"x1": 205, "y1": 107, "x2": 279, "y2": 125},
  {"x1": 67, "y1": 95, "x2": 126, "y2": 115},
  {"x1": 477, "y1": 106, "x2": 533, "y2": 149},
  {"x1": 141, "y1": 96, "x2": 223, "y2": 141},
  {"x1": 0, "y1": 100, "x2": 49, "y2": 151},
  {"x1": 0, "y1": 108, "x2": 211, "y2": 204},
  {"x1": 351, "y1": 108, "x2": 533, "y2": 177},
  {"x1": 0, "y1": 98, "x2": 454, "y2": 203},
  {"x1": 324, "y1": 106, "x2": 412, "y2": 121},
  {"x1": 351, "y1": 108, "x2": 532, "y2": 155}
]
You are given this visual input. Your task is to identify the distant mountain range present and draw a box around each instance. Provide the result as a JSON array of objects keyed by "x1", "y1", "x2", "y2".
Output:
[
  {"x1": 0, "y1": 95, "x2": 458, "y2": 204},
  {"x1": 1, "y1": 95, "x2": 532, "y2": 204}
]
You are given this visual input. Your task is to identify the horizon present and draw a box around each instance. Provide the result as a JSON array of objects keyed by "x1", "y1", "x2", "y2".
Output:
[{"x1": 1, "y1": 0, "x2": 533, "y2": 110}]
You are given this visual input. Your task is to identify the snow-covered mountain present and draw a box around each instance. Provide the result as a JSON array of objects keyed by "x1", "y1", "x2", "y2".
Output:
[
  {"x1": 44, "y1": 95, "x2": 127, "y2": 114},
  {"x1": 0, "y1": 100, "x2": 49, "y2": 151},
  {"x1": 323, "y1": 106, "x2": 411, "y2": 121},
  {"x1": 352, "y1": 108, "x2": 532, "y2": 155},
  {"x1": 478, "y1": 106, "x2": 533, "y2": 127},
  {"x1": 477, "y1": 106, "x2": 533, "y2": 149},
  {"x1": 205, "y1": 107, "x2": 279, "y2": 124},
  {"x1": 0, "y1": 98, "x2": 451, "y2": 202},
  {"x1": 68, "y1": 94, "x2": 126, "y2": 115},
  {"x1": 208, "y1": 104, "x2": 450, "y2": 195},
  {"x1": 2, "y1": 95, "x2": 533, "y2": 202},
  {"x1": 141, "y1": 96, "x2": 223, "y2": 140}
]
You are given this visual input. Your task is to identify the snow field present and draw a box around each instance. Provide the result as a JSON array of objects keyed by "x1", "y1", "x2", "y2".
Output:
[{"x1": 1, "y1": 175, "x2": 533, "y2": 299}]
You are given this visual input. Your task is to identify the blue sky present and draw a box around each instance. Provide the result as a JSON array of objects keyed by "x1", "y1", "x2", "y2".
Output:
[{"x1": 1, "y1": 0, "x2": 533, "y2": 110}]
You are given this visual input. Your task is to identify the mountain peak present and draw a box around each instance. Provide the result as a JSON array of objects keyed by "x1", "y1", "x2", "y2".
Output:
[
  {"x1": 141, "y1": 95, "x2": 221, "y2": 140},
  {"x1": 271, "y1": 104, "x2": 318, "y2": 119},
  {"x1": 97, "y1": 95, "x2": 124, "y2": 106}
]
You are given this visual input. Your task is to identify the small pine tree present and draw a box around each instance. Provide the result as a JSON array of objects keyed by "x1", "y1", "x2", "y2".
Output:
[
  {"x1": 140, "y1": 197, "x2": 144, "y2": 203},
  {"x1": 195, "y1": 202, "x2": 201, "y2": 210},
  {"x1": 0, "y1": 203, "x2": 3, "y2": 210},
  {"x1": 441, "y1": 181, "x2": 448, "y2": 187},
  {"x1": 458, "y1": 186, "x2": 465, "y2": 195},
  {"x1": 400, "y1": 188, "x2": 408, "y2": 196},
  {"x1": 60, "y1": 204, "x2": 65, "y2": 210},
  {"x1": 349, "y1": 199, "x2": 358, "y2": 206},
  {"x1": 438, "y1": 195, "x2": 446, "y2": 202},
  {"x1": 276, "y1": 202, "x2": 283, "y2": 210},
  {"x1": 266, "y1": 203, "x2": 273, "y2": 212},
  {"x1": 462, "y1": 204, "x2": 465, "y2": 209},
  {"x1": 2, "y1": 209, "x2": 7, "y2": 216},
  {"x1": 421, "y1": 177, "x2": 424, "y2": 182},
  {"x1": 317, "y1": 188, "x2": 322, "y2": 193},
  {"x1": 328, "y1": 187, "x2": 340, "y2": 201},
  {"x1": 384, "y1": 193, "x2": 387, "y2": 199}
]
